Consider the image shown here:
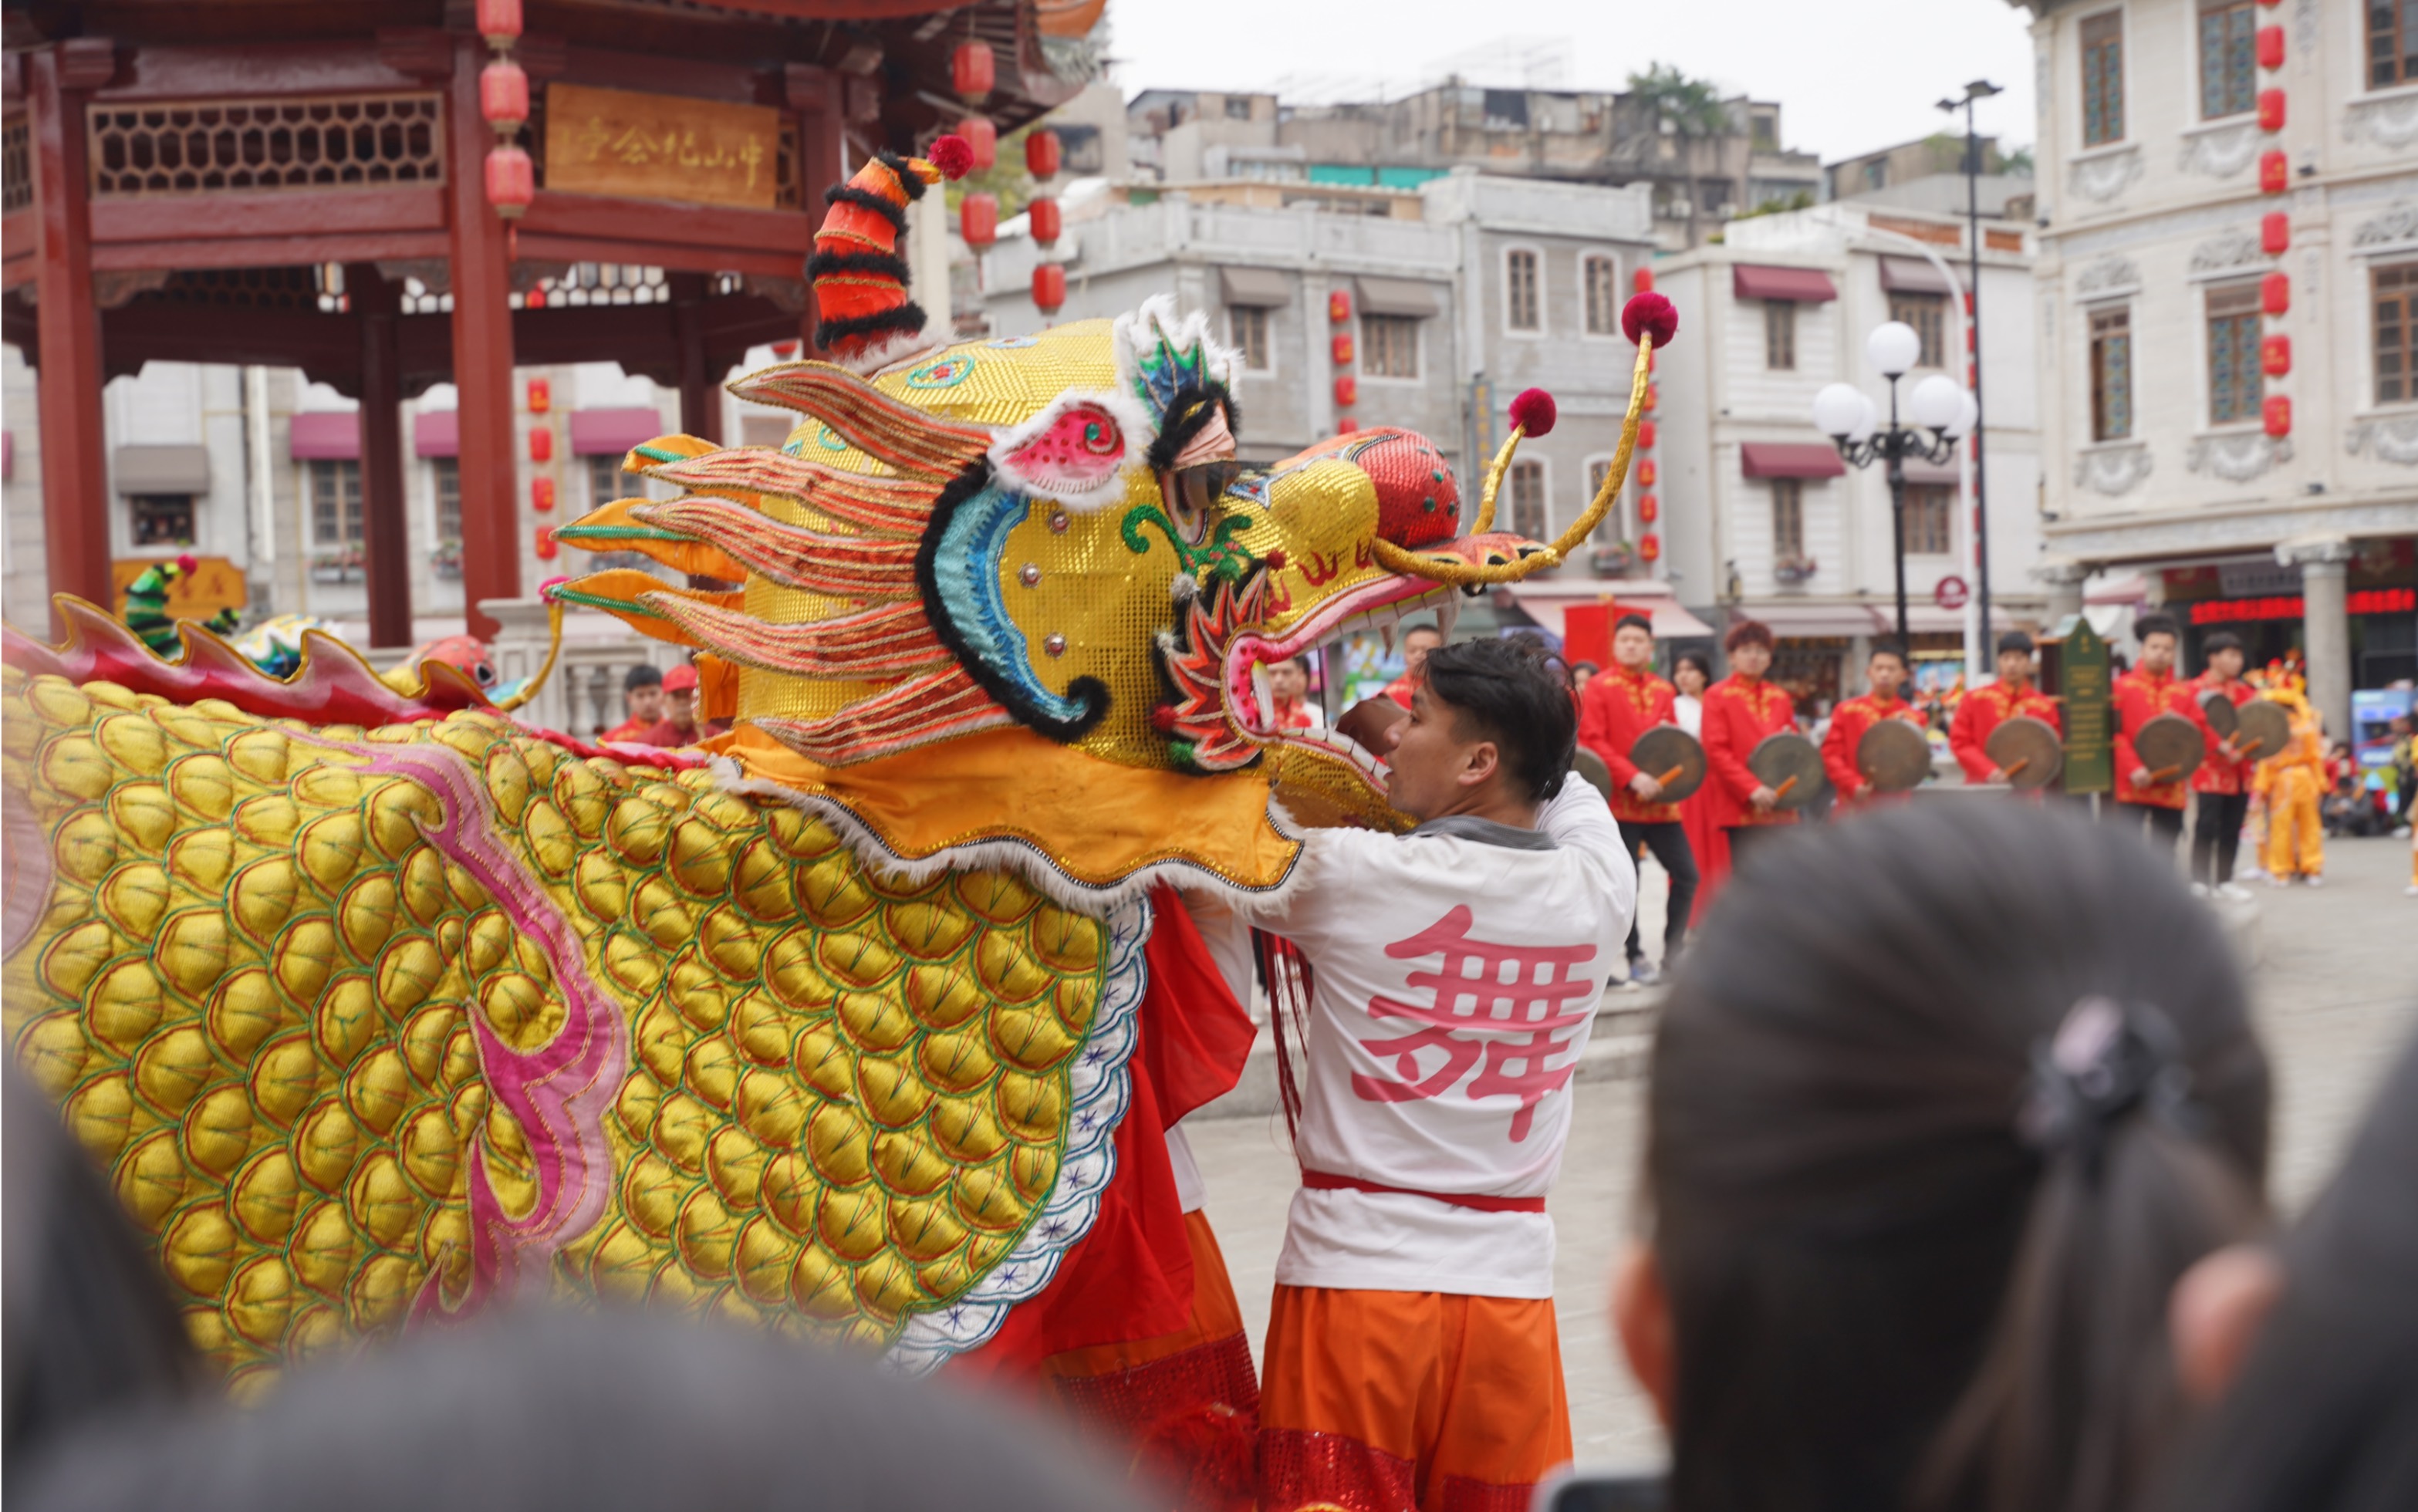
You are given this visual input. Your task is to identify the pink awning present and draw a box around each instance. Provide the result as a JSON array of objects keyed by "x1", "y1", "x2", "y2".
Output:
[
  {"x1": 1741, "y1": 442, "x2": 1846, "y2": 479},
  {"x1": 289, "y1": 411, "x2": 360, "y2": 461},
  {"x1": 414, "y1": 410, "x2": 459, "y2": 458},
  {"x1": 1733, "y1": 264, "x2": 1838, "y2": 302},
  {"x1": 570, "y1": 407, "x2": 667, "y2": 457}
]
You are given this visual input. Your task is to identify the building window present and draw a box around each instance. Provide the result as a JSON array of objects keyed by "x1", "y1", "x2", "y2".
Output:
[
  {"x1": 2082, "y1": 10, "x2": 2126, "y2": 147},
  {"x1": 1765, "y1": 301, "x2": 1797, "y2": 370},
  {"x1": 1505, "y1": 248, "x2": 1540, "y2": 332},
  {"x1": 309, "y1": 459, "x2": 363, "y2": 549},
  {"x1": 433, "y1": 458, "x2": 461, "y2": 544},
  {"x1": 1583, "y1": 255, "x2": 1619, "y2": 336},
  {"x1": 2200, "y1": 1, "x2": 2258, "y2": 118},
  {"x1": 2371, "y1": 0, "x2": 2417, "y2": 88},
  {"x1": 1361, "y1": 313, "x2": 1418, "y2": 378},
  {"x1": 589, "y1": 453, "x2": 633, "y2": 510},
  {"x1": 1771, "y1": 478, "x2": 1804, "y2": 559},
  {"x1": 1587, "y1": 457, "x2": 1618, "y2": 542},
  {"x1": 2091, "y1": 306, "x2": 2133, "y2": 440},
  {"x1": 1508, "y1": 459, "x2": 1547, "y2": 541},
  {"x1": 1889, "y1": 291, "x2": 1948, "y2": 368},
  {"x1": 1905, "y1": 484, "x2": 1953, "y2": 555},
  {"x1": 130, "y1": 494, "x2": 196, "y2": 548},
  {"x1": 1224, "y1": 95, "x2": 1253, "y2": 120},
  {"x1": 2207, "y1": 281, "x2": 2264, "y2": 425},
  {"x1": 1230, "y1": 305, "x2": 1271, "y2": 370},
  {"x1": 2377, "y1": 262, "x2": 2416, "y2": 404}
]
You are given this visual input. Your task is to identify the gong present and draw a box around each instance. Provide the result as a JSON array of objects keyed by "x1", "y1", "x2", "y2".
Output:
[
  {"x1": 1629, "y1": 724, "x2": 1707, "y2": 804},
  {"x1": 2234, "y1": 698, "x2": 2293, "y2": 761},
  {"x1": 1984, "y1": 714, "x2": 2063, "y2": 791},
  {"x1": 2133, "y1": 712, "x2": 2205, "y2": 784},
  {"x1": 1748, "y1": 731, "x2": 1826, "y2": 810},
  {"x1": 2200, "y1": 688, "x2": 2240, "y2": 740},
  {"x1": 1856, "y1": 717, "x2": 1933, "y2": 794},
  {"x1": 1572, "y1": 745, "x2": 1616, "y2": 802}
]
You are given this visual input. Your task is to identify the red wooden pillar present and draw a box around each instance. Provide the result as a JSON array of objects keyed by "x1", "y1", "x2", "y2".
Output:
[
  {"x1": 670, "y1": 272, "x2": 721, "y2": 444},
  {"x1": 347, "y1": 263, "x2": 412, "y2": 647},
  {"x1": 29, "y1": 42, "x2": 117, "y2": 634},
  {"x1": 446, "y1": 32, "x2": 518, "y2": 642}
]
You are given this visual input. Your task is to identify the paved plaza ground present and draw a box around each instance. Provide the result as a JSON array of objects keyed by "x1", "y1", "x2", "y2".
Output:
[{"x1": 1185, "y1": 829, "x2": 2418, "y2": 1474}]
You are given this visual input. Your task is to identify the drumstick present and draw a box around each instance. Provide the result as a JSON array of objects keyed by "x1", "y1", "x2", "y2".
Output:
[
  {"x1": 2150, "y1": 764, "x2": 2182, "y2": 782},
  {"x1": 2236, "y1": 738, "x2": 2264, "y2": 757},
  {"x1": 1654, "y1": 764, "x2": 1686, "y2": 788},
  {"x1": 2001, "y1": 758, "x2": 2030, "y2": 779},
  {"x1": 1771, "y1": 775, "x2": 1799, "y2": 802}
]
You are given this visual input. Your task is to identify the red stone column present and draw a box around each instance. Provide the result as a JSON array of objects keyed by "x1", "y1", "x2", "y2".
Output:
[
  {"x1": 347, "y1": 263, "x2": 413, "y2": 647},
  {"x1": 446, "y1": 32, "x2": 519, "y2": 642},
  {"x1": 670, "y1": 271, "x2": 721, "y2": 444},
  {"x1": 28, "y1": 43, "x2": 116, "y2": 634}
]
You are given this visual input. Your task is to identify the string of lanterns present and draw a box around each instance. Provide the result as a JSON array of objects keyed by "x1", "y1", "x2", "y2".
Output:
[
  {"x1": 952, "y1": 39, "x2": 1065, "y2": 319},
  {"x1": 477, "y1": 0, "x2": 533, "y2": 230},
  {"x1": 2254, "y1": 0, "x2": 2291, "y2": 442},
  {"x1": 1632, "y1": 266, "x2": 1661, "y2": 566}
]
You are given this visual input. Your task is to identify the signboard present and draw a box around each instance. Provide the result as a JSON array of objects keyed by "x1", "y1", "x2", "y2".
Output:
[
  {"x1": 110, "y1": 556, "x2": 247, "y2": 620},
  {"x1": 543, "y1": 83, "x2": 781, "y2": 210},
  {"x1": 2054, "y1": 613, "x2": 2113, "y2": 795},
  {"x1": 1933, "y1": 574, "x2": 1970, "y2": 610}
]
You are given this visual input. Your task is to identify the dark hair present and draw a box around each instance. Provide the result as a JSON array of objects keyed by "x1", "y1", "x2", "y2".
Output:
[
  {"x1": 17, "y1": 1308, "x2": 1136, "y2": 1512},
  {"x1": 1675, "y1": 651, "x2": 1714, "y2": 683},
  {"x1": 2152, "y1": 1034, "x2": 2418, "y2": 1512},
  {"x1": 623, "y1": 663, "x2": 663, "y2": 691},
  {"x1": 2202, "y1": 632, "x2": 2244, "y2": 657},
  {"x1": 1997, "y1": 631, "x2": 2035, "y2": 655},
  {"x1": 1724, "y1": 618, "x2": 1775, "y2": 653},
  {"x1": 1616, "y1": 613, "x2": 1654, "y2": 636},
  {"x1": 1421, "y1": 635, "x2": 1576, "y2": 803},
  {"x1": 1648, "y1": 802, "x2": 2269, "y2": 1512},
  {"x1": 2136, "y1": 613, "x2": 2180, "y2": 643},
  {"x1": 1869, "y1": 640, "x2": 1909, "y2": 667},
  {"x1": 1572, "y1": 660, "x2": 1599, "y2": 675}
]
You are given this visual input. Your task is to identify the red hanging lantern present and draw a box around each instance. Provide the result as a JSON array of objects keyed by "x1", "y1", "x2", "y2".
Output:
[
  {"x1": 2261, "y1": 335, "x2": 2291, "y2": 377},
  {"x1": 1333, "y1": 375, "x2": 1359, "y2": 407},
  {"x1": 1331, "y1": 332, "x2": 1354, "y2": 366},
  {"x1": 1028, "y1": 196, "x2": 1061, "y2": 247},
  {"x1": 2262, "y1": 271, "x2": 2291, "y2": 315},
  {"x1": 529, "y1": 427, "x2": 552, "y2": 463},
  {"x1": 476, "y1": 0, "x2": 523, "y2": 43},
  {"x1": 2263, "y1": 395, "x2": 2291, "y2": 437},
  {"x1": 2258, "y1": 88, "x2": 2286, "y2": 130},
  {"x1": 1032, "y1": 262, "x2": 1065, "y2": 315},
  {"x1": 480, "y1": 59, "x2": 529, "y2": 132},
  {"x1": 960, "y1": 192, "x2": 998, "y2": 249},
  {"x1": 2259, "y1": 150, "x2": 2289, "y2": 194},
  {"x1": 1639, "y1": 494, "x2": 1659, "y2": 524},
  {"x1": 1640, "y1": 533, "x2": 1661, "y2": 562},
  {"x1": 1636, "y1": 420, "x2": 1657, "y2": 451},
  {"x1": 534, "y1": 525, "x2": 558, "y2": 560},
  {"x1": 1638, "y1": 459, "x2": 1657, "y2": 487},
  {"x1": 957, "y1": 115, "x2": 997, "y2": 170},
  {"x1": 951, "y1": 41, "x2": 995, "y2": 102},
  {"x1": 526, "y1": 377, "x2": 550, "y2": 413},
  {"x1": 2256, "y1": 25, "x2": 2285, "y2": 69},
  {"x1": 771, "y1": 339, "x2": 799, "y2": 357},
  {"x1": 531, "y1": 477, "x2": 556, "y2": 511},
  {"x1": 1643, "y1": 383, "x2": 1658, "y2": 413},
  {"x1": 1631, "y1": 265, "x2": 1654, "y2": 294},
  {"x1": 1025, "y1": 129, "x2": 1061, "y2": 181},
  {"x1": 1336, "y1": 417, "x2": 1359, "y2": 436},
  {"x1": 1329, "y1": 289, "x2": 1352, "y2": 323},
  {"x1": 2261, "y1": 211, "x2": 2291, "y2": 255},
  {"x1": 485, "y1": 144, "x2": 534, "y2": 218}
]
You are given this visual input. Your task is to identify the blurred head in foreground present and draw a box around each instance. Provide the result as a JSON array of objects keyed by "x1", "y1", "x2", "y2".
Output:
[
  {"x1": 18, "y1": 1306, "x2": 1138, "y2": 1512},
  {"x1": 1618, "y1": 802, "x2": 2271, "y2": 1512}
]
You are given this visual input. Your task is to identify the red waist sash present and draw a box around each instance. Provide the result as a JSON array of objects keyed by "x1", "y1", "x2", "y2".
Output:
[{"x1": 1299, "y1": 1169, "x2": 1547, "y2": 1214}]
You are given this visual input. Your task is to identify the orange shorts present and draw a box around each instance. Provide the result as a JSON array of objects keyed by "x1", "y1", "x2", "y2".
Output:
[{"x1": 1258, "y1": 1283, "x2": 1572, "y2": 1512}]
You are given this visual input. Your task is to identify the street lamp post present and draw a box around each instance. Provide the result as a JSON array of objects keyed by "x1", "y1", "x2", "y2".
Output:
[
  {"x1": 1813, "y1": 323, "x2": 1971, "y2": 647},
  {"x1": 1937, "y1": 79, "x2": 2001, "y2": 667}
]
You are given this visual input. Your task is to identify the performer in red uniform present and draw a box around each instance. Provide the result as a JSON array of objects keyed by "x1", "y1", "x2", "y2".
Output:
[
  {"x1": 2111, "y1": 613, "x2": 2189, "y2": 852},
  {"x1": 1380, "y1": 624, "x2": 1443, "y2": 709},
  {"x1": 2174, "y1": 629, "x2": 2257, "y2": 899},
  {"x1": 1947, "y1": 631, "x2": 2063, "y2": 784},
  {"x1": 1579, "y1": 612, "x2": 1700, "y2": 982},
  {"x1": 1701, "y1": 619, "x2": 1798, "y2": 870},
  {"x1": 1819, "y1": 640, "x2": 1927, "y2": 808}
]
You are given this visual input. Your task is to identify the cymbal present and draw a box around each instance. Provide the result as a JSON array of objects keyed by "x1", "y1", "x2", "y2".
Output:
[
  {"x1": 2134, "y1": 711, "x2": 2205, "y2": 783},
  {"x1": 1630, "y1": 724, "x2": 1707, "y2": 803},
  {"x1": 2200, "y1": 688, "x2": 2239, "y2": 739},
  {"x1": 1748, "y1": 731, "x2": 1826, "y2": 809},
  {"x1": 1984, "y1": 714, "x2": 2062, "y2": 791},
  {"x1": 1856, "y1": 717, "x2": 1932, "y2": 793},
  {"x1": 1572, "y1": 745, "x2": 1616, "y2": 802},
  {"x1": 2235, "y1": 698, "x2": 2292, "y2": 760}
]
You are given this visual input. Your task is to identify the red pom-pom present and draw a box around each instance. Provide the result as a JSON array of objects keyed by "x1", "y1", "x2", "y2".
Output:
[
  {"x1": 175, "y1": 552, "x2": 199, "y2": 575},
  {"x1": 926, "y1": 133, "x2": 974, "y2": 181},
  {"x1": 1622, "y1": 291, "x2": 1679, "y2": 347},
  {"x1": 1508, "y1": 387, "x2": 1556, "y2": 438},
  {"x1": 1150, "y1": 704, "x2": 1180, "y2": 734},
  {"x1": 1263, "y1": 548, "x2": 1288, "y2": 569},
  {"x1": 539, "y1": 575, "x2": 569, "y2": 599}
]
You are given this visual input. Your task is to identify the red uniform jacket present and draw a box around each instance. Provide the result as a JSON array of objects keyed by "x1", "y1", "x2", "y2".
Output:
[
  {"x1": 1701, "y1": 674, "x2": 1800, "y2": 829},
  {"x1": 2113, "y1": 667, "x2": 2189, "y2": 809},
  {"x1": 1820, "y1": 693, "x2": 1927, "y2": 805},
  {"x1": 2173, "y1": 674, "x2": 2256, "y2": 795},
  {"x1": 1948, "y1": 680, "x2": 2062, "y2": 782},
  {"x1": 1579, "y1": 663, "x2": 1683, "y2": 824}
]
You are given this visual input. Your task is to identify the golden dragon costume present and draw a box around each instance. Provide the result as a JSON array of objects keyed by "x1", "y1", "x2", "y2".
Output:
[{"x1": 1, "y1": 137, "x2": 1673, "y2": 1402}]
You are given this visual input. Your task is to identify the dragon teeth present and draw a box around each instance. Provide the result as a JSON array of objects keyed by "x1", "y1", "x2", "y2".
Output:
[
  {"x1": 1436, "y1": 596, "x2": 1460, "y2": 640},
  {"x1": 1380, "y1": 623, "x2": 1398, "y2": 656}
]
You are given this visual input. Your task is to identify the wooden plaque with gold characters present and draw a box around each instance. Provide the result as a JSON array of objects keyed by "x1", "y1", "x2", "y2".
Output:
[{"x1": 543, "y1": 83, "x2": 782, "y2": 210}]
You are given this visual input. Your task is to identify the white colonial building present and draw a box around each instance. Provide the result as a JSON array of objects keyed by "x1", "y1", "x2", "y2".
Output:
[{"x1": 2014, "y1": 0, "x2": 2418, "y2": 743}]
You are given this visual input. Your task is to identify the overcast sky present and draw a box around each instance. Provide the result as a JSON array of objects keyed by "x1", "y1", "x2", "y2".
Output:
[{"x1": 1106, "y1": 2, "x2": 2041, "y2": 167}]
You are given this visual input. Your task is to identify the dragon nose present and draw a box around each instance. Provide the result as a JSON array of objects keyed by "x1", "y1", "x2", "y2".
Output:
[{"x1": 1343, "y1": 427, "x2": 1462, "y2": 549}]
